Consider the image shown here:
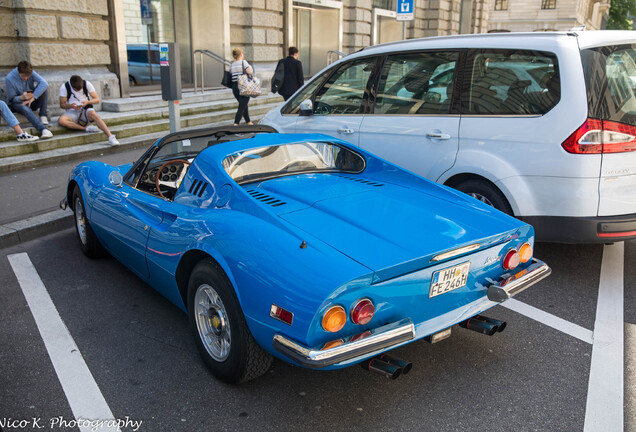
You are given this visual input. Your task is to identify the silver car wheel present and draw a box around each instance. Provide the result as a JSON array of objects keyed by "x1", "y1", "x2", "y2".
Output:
[
  {"x1": 195, "y1": 284, "x2": 231, "y2": 361},
  {"x1": 469, "y1": 192, "x2": 494, "y2": 207},
  {"x1": 74, "y1": 196, "x2": 88, "y2": 245}
]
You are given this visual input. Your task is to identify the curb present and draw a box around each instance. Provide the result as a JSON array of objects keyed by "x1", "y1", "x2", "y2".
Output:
[{"x1": 0, "y1": 209, "x2": 73, "y2": 249}]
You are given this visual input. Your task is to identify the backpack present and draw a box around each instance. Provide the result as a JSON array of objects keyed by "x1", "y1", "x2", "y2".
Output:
[
  {"x1": 271, "y1": 59, "x2": 285, "y2": 93},
  {"x1": 64, "y1": 80, "x2": 93, "y2": 109}
]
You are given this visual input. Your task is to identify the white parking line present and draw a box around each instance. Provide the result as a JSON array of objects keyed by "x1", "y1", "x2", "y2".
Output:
[
  {"x1": 8, "y1": 252, "x2": 121, "y2": 432},
  {"x1": 584, "y1": 242, "x2": 624, "y2": 432},
  {"x1": 501, "y1": 298, "x2": 594, "y2": 344},
  {"x1": 626, "y1": 323, "x2": 636, "y2": 432}
]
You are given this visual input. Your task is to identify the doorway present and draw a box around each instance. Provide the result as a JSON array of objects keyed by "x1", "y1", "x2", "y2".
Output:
[
  {"x1": 292, "y1": 1, "x2": 342, "y2": 76},
  {"x1": 373, "y1": 9, "x2": 403, "y2": 45}
]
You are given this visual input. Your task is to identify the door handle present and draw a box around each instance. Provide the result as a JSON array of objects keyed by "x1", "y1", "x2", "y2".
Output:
[
  {"x1": 427, "y1": 132, "x2": 451, "y2": 140},
  {"x1": 337, "y1": 128, "x2": 355, "y2": 134}
]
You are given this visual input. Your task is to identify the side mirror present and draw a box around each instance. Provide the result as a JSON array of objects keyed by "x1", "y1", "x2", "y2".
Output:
[
  {"x1": 299, "y1": 99, "x2": 313, "y2": 116},
  {"x1": 109, "y1": 171, "x2": 123, "y2": 188}
]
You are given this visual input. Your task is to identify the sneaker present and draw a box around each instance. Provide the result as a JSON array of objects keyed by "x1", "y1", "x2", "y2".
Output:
[
  {"x1": 40, "y1": 116, "x2": 49, "y2": 125},
  {"x1": 108, "y1": 135, "x2": 120, "y2": 146},
  {"x1": 17, "y1": 132, "x2": 39, "y2": 142},
  {"x1": 41, "y1": 129, "x2": 53, "y2": 139},
  {"x1": 85, "y1": 125, "x2": 99, "y2": 133}
]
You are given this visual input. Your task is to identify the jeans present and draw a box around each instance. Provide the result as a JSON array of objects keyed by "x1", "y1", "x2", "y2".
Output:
[
  {"x1": 10, "y1": 89, "x2": 48, "y2": 132},
  {"x1": 0, "y1": 100, "x2": 19, "y2": 128},
  {"x1": 232, "y1": 83, "x2": 251, "y2": 124}
]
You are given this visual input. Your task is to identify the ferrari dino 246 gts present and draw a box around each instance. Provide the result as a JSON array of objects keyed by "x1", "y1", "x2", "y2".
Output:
[{"x1": 63, "y1": 125, "x2": 550, "y2": 383}]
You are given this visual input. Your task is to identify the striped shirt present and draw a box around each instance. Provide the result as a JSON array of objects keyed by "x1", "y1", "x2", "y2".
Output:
[{"x1": 230, "y1": 60, "x2": 251, "y2": 82}]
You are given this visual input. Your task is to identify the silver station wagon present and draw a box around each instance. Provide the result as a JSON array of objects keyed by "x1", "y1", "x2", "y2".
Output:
[{"x1": 262, "y1": 31, "x2": 636, "y2": 243}]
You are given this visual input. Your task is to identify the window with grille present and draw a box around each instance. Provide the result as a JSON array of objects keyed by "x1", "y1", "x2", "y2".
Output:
[
  {"x1": 541, "y1": 0, "x2": 556, "y2": 9},
  {"x1": 494, "y1": 0, "x2": 508, "y2": 10},
  {"x1": 373, "y1": 0, "x2": 394, "y2": 10}
]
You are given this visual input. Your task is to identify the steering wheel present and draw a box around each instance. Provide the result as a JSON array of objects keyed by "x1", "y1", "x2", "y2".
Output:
[
  {"x1": 314, "y1": 101, "x2": 332, "y2": 115},
  {"x1": 155, "y1": 159, "x2": 191, "y2": 199}
]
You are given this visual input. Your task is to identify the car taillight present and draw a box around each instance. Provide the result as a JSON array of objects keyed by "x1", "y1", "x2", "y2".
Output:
[
  {"x1": 502, "y1": 249, "x2": 521, "y2": 270},
  {"x1": 322, "y1": 306, "x2": 347, "y2": 332},
  {"x1": 518, "y1": 243, "x2": 533, "y2": 263},
  {"x1": 350, "y1": 298, "x2": 375, "y2": 325},
  {"x1": 562, "y1": 119, "x2": 636, "y2": 154}
]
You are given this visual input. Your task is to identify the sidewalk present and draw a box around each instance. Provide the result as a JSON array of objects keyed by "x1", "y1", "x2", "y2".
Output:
[{"x1": 0, "y1": 89, "x2": 283, "y2": 248}]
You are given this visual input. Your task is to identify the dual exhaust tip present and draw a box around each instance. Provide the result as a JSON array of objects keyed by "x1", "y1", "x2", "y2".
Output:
[
  {"x1": 360, "y1": 315, "x2": 506, "y2": 379},
  {"x1": 360, "y1": 354, "x2": 412, "y2": 380},
  {"x1": 458, "y1": 314, "x2": 507, "y2": 336}
]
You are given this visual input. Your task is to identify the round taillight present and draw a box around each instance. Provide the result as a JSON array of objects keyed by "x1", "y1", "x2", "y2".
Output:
[
  {"x1": 351, "y1": 298, "x2": 375, "y2": 325},
  {"x1": 518, "y1": 243, "x2": 533, "y2": 263},
  {"x1": 502, "y1": 249, "x2": 521, "y2": 270},
  {"x1": 322, "y1": 306, "x2": 347, "y2": 332}
]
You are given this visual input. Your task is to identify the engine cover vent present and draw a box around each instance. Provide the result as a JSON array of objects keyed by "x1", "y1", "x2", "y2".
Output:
[{"x1": 246, "y1": 189, "x2": 287, "y2": 207}]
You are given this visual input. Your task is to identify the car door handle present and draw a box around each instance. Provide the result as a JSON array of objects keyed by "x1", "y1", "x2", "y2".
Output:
[
  {"x1": 427, "y1": 132, "x2": 451, "y2": 140},
  {"x1": 337, "y1": 128, "x2": 355, "y2": 134}
]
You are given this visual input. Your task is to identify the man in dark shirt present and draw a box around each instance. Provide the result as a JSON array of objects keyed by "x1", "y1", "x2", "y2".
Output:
[{"x1": 277, "y1": 47, "x2": 304, "y2": 101}]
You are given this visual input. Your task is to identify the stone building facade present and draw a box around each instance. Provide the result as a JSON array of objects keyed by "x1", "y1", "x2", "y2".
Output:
[
  {"x1": 1, "y1": 0, "x2": 493, "y2": 113},
  {"x1": 488, "y1": 0, "x2": 610, "y2": 32}
]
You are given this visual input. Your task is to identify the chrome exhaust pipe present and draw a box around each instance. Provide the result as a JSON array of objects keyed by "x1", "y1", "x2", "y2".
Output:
[
  {"x1": 475, "y1": 315, "x2": 507, "y2": 333},
  {"x1": 458, "y1": 316, "x2": 498, "y2": 336},
  {"x1": 360, "y1": 358, "x2": 402, "y2": 379},
  {"x1": 378, "y1": 353, "x2": 413, "y2": 375}
]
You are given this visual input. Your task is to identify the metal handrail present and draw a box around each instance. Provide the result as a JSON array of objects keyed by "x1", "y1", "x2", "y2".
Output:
[
  {"x1": 193, "y1": 49, "x2": 232, "y2": 93},
  {"x1": 327, "y1": 50, "x2": 346, "y2": 65}
]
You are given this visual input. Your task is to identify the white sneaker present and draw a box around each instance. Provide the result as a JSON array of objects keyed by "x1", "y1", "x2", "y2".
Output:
[
  {"x1": 85, "y1": 125, "x2": 99, "y2": 133},
  {"x1": 108, "y1": 135, "x2": 120, "y2": 146},
  {"x1": 41, "y1": 129, "x2": 53, "y2": 139},
  {"x1": 17, "y1": 132, "x2": 39, "y2": 142},
  {"x1": 40, "y1": 116, "x2": 49, "y2": 125}
]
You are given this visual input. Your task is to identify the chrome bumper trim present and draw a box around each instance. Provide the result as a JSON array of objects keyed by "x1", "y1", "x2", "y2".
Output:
[
  {"x1": 487, "y1": 258, "x2": 551, "y2": 303},
  {"x1": 272, "y1": 319, "x2": 415, "y2": 369}
]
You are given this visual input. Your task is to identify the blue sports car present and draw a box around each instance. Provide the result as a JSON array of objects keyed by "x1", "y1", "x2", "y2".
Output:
[{"x1": 63, "y1": 125, "x2": 550, "y2": 383}]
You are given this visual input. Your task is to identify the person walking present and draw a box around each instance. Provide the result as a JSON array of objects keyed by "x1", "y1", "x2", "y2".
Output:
[
  {"x1": 5, "y1": 61, "x2": 53, "y2": 139},
  {"x1": 277, "y1": 47, "x2": 304, "y2": 101},
  {"x1": 230, "y1": 48, "x2": 254, "y2": 126},
  {"x1": 58, "y1": 75, "x2": 120, "y2": 145},
  {"x1": 0, "y1": 100, "x2": 39, "y2": 142}
]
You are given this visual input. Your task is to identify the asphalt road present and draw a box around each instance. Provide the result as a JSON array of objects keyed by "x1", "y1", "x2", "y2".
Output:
[
  {"x1": 1, "y1": 230, "x2": 633, "y2": 432},
  {"x1": 0, "y1": 148, "x2": 147, "y2": 225}
]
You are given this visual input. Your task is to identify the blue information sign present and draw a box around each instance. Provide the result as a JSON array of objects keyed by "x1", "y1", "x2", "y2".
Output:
[
  {"x1": 396, "y1": 0, "x2": 414, "y2": 21},
  {"x1": 140, "y1": 0, "x2": 152, "y2": 24}
]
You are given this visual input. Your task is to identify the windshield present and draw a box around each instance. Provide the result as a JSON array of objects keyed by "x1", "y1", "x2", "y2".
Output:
[
  {"x1": 223, "y1": 141, "x2": 365, "y2": 184},
  {"x1": 582, "y1": 44, "x2": 636, "y2": 126}
]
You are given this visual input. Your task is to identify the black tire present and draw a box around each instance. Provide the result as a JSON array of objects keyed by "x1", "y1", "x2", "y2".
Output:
[
  {"x1": 72, "y1": 185, "x2": 107, "y2": 258},
  {"x1": 187, "y1": 260, "x2": 273, "y2": 384},
  {"x1": 454, "y1": 179, "x2": 514, "y2": 215}
]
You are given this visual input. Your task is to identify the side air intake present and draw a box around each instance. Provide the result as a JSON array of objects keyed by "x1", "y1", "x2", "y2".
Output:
[{"x1": 188, "y1": 178, "x2": 209, "y2": 197}]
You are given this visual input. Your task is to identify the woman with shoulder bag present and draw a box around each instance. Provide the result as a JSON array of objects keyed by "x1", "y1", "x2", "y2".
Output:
[{"x1": 230, "y1": 48, "x2": 254, "y2": 126}]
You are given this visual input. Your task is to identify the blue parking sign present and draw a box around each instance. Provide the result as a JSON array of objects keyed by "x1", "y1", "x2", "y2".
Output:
[{"x1": 396, "y1": 0, "x2": 414, "y2": 21}]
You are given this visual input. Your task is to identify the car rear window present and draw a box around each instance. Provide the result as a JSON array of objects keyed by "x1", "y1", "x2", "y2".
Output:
[
  {"x1": 464, "y1": 49, "x2": 560, "y2": 115},
  {"x1": 582, "y1": 44, "x2": 636, "y2": 127},
  {"x1": 222, "y1": 142, "x2": 365, "y2": 184}
]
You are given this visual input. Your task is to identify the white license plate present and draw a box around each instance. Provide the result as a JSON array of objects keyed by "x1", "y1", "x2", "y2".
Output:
[{"x1": 429, "y1": 262, "x2": 471, "y2": 298}]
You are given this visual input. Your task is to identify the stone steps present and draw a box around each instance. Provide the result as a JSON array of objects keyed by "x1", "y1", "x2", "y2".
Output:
[
  {"x1": 0, "y1": 91, "x2": 283, "y2": 174},
  {"x1": 0, "y1": 91, "x2": 283, "y2": 143}
]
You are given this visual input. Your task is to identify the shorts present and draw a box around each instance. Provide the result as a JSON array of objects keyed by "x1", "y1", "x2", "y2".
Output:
[{"x1": 62, "y1": 107, "x2": 95, "y2": 124}]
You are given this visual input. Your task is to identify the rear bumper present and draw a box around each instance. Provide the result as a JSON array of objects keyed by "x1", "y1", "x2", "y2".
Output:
[
  {"x1": 273, "y1": 319, "x2": 416, "y2": 369},
  {"x1": 273, "y1": 258, "x2": 550, "y2": 369},
  {"x1": 521, "y1": 213, "x2": 636, "y2": 243},
  {"x1": 487, "y1": 259, "x2": 551, "y2": 302}
]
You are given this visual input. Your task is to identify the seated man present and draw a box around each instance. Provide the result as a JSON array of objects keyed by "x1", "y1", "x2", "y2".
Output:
[
  {"x1": 58, "y1": 75, "x2": 119, "y2": 146},
  {"x1": 5, "y1": 60, "x2": 53, "y2": 139},
  {"x1": 0, "y1": 100, "x2": 38, "y2": 142}
]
